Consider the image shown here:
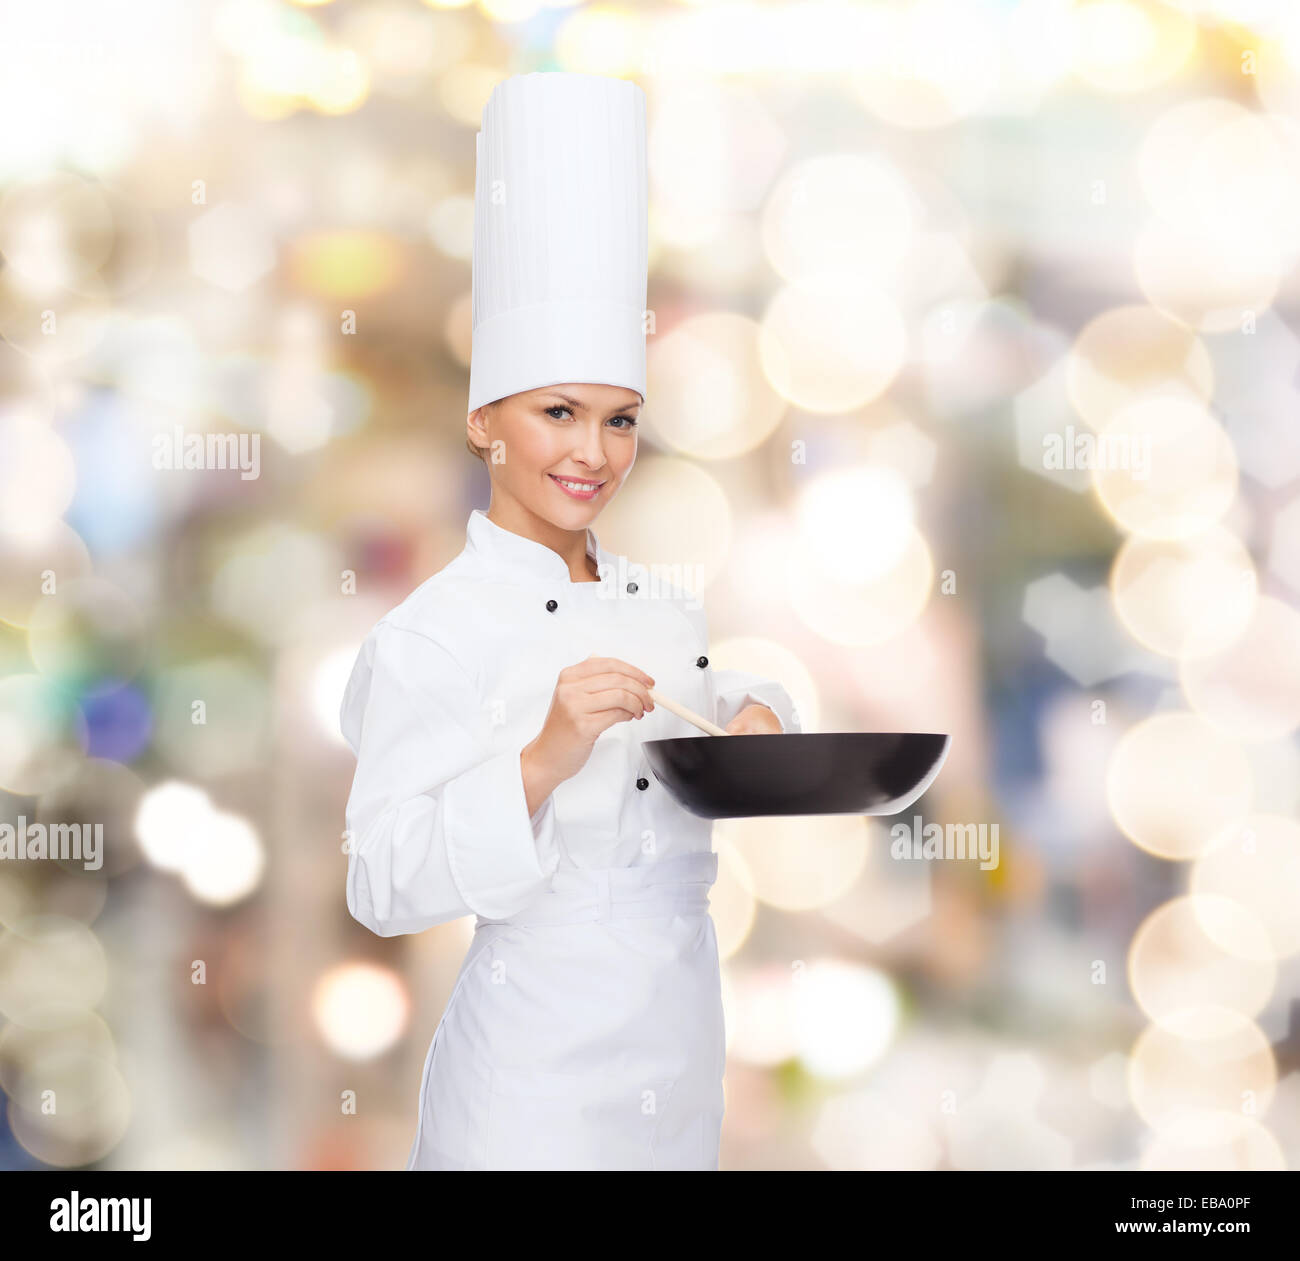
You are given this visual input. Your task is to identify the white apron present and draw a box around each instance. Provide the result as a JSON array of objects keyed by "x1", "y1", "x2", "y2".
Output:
[{"x1": 339, "y1": 508, "x2": 800, "y2": 1171}]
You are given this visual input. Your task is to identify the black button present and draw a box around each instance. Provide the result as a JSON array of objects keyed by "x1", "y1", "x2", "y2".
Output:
[
  {"x1": 545, "y1": 599, "x2": 557, "y2": 612},
  {"x1": 696, "y1": 655, "x2": 708, "y2": 668},
  {"x1": 626, "y1": 581, "x2": 638, "y2": 594},
  {"x1": 636, "y1": 777, "x2": 649, "y2": 790}
]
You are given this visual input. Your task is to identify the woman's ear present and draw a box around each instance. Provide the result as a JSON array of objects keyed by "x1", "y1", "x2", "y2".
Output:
[{"x1": 466, "y1": 405, "x2": 490, "y2": 457}]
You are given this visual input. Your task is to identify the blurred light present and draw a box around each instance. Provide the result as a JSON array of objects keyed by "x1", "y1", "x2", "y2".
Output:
[
  {"x1": 710, "y1": 842, "x2": 757, "y2": 960},
  {"x1": 180, "y1": 808, "x2": 265, "y2": 907},
  {"x1": 1127, "y1": 1009, "x2": 1276, "y2": 1132},
  {"x1": 339, "y1": 3, "x2": 446, "y2": 84},
  {"x1": 593, "y1": 455, "x2": 732, "y2": 591},
  {"x1": 0, "y1": 407, "x2": 77, "y2": 538},
  {"x1": 0, "y1": 172, "x2": 114, "y2": 290},
  {"x1": 726, "y1": 963, "x2": 800, "y2": 1067},
  {"x1": 0, "y1": 1, "x2": 210, "y2": 178},
  {"x1": 944, "y1": 1052, "x2": 1072, "y2": 1169},
  {"x1": 760, "y1": 282, "x2": 905, "y2": 414},
  {"x1": 1134, "y1": 217, "x2": 1281, "y2": 332},
  {"x1": 1268, "y1": 494, "x2": 1300, "y2": 592},
  {"x1": 651, "y1": 82, "x2": 786, "y2": 226},
  {"x1": 1140, "y1": 1111, "x2": 1286, "y2": 1171},
  {"x1": 27, "y1": 576, "x2": 148, "y2": 694},
  {"x1": 210, "y1": 524, "x2": 342, "y2": 647},
  {"x1": 0, "y1": 915, "x2": 108, "y2": 1024},
  {"x1": 849, "y1": 0, "x2": 1001, "y2": 129},
  {"x1": 77, "y1": 682, "x2": 153, "y2": 762},
  {"x1": 481, "y1": 0, "x2": 544, "y2": 22},
  {"x1": 313, "y1": 646, "x2": 358, "y2": 746},
  {"x1": 1091, "y1": 396, "x2": 1238, "y2": 540},
  {"x1": 863, "y1": 419, "x2": 938, "y2": 488},
  {"x1": 717, "y1": 815, "x2": 869, "y2": 912},
  {"x1": 1255, "y1": 17, "x2": 1300, "y2": 119},
  {"x1": 59, "y1": 389, "x2": 162, "y2": 554},
  {"x1": 436, "y1": 63, "x2": 504, "y2": 128},
  {"x1": 189, "y1": 202, "x2": 277, "y2": 291},
  {"x1": 555, "y1": 4, "x2": 647, "y2": 76},
  {"x1": 305, "y1": 45, "x2": 370, "y2": 114},
  {"x1": 1106, "y1": 711, "x2": 1253, "y2": 861},
  {"x1": 1109, "y1": 525, "x2": 1257, "y2": 660},
  {"x1": 792, "y1": 958, "x2": 900, "y2": 1079},
  {"x1": 819, "y1": 827, "x2": 935, "y2": 945},
  {"x1": 0, "y1": 672, "x2": 85, "y2": 796},
  {"x1": 0, "y1": 1009, "x2": 116, "y2": 1103},
  {"x1": 288, "y1": 229, "x2": 401, "y2": 300},
  {"x1": 811, "y1": 1087, "x2": 943, "y2": 1170},
  {"x1": 8, "y1": 1056, "x2": 131, "y2": 1167},
  {"x1": 1069, "y1": 0, "x2": 1198, "y2": 95},
  {"x1": 1180, "y1": 596, "x2": 1300, "y2": 740},
  {"x1": 796, "y1": 466, "x2": 915, "y2": 585},
  {"x1": 1066, "y1": 306, "x2": 1213, "y2": 434},
  {"x1": 134, "y1": 780, "x2": 214, "y2": 872},
  {"x1": 150, "y1": 657, "x2": 271, "y2": 777},
  {"x1": 1128, "y1": 896, "x2": 1275, "y2": 1031},
  {"x1": 789, "y1": 527, "x2": 933, "y2": 648},
  {"x1": 1190, "y1": 814, "x2": 1300, "y2": 961},
  {"x1": 1023, "y1": 572, "x2": 1151, "y2": 685},
  {"x1": 313, "y1": 962, "x2": 410, "y2": 1060},
  {"x1": 645, "y1": 313, "x2": 786, "y2": 459},
  {"x1": 427, "y1": 193, "x2": 475, "y2": 261},
  {"x1": 1140, "y1": 103, "x2": 1300, "y2": 272},
  {"x1": 0, "y1": 520, "x2": 92, "y2": 629},
  {"x1": 762, "y1": 155, "x2": 916, "y2": 290},
  {"x1": 37, "y1": 756, "x2": 147, "y2": 882}
]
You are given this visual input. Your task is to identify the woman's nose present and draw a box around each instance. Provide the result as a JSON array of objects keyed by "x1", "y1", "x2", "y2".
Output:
[{"x1": 574, "y1": 426, "x2": 606, "y2": 467}]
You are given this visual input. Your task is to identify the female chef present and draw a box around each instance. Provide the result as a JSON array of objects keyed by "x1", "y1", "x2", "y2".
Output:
[{"x1": 339, "y1": 72, "x2": 800, "y2": 1170}]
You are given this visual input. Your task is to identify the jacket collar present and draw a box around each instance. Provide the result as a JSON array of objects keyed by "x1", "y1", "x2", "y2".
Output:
[{"x1": 465, "y1": 507, "x2": 613, "y2": 590}]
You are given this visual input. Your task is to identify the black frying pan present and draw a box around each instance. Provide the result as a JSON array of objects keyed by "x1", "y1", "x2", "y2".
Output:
[{"x1": 643, "y1": 731, "x2": 952, "y2": 820}]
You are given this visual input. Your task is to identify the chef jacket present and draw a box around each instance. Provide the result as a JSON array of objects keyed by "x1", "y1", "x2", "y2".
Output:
[{"x1": 340, "y1": 507, "x2": 801, "y2": 1170}]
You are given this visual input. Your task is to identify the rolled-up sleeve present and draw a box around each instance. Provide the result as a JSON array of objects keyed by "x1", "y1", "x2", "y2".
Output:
[
  {"x1": 713, "y1": 668, "x2": 802, "y2": 734},
  {"x1": 340, "y1": 621, "x2": 560, "y2": 936}
]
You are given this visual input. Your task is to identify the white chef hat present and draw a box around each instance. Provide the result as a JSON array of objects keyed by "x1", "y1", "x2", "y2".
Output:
[{"x1": 467, "y1": 72, "x2": 648, "y2": 417}]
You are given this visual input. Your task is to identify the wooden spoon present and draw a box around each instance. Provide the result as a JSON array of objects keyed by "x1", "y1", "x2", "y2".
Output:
[{"x1": 648, "y1": 688, "x2": 730, "y2": 737}]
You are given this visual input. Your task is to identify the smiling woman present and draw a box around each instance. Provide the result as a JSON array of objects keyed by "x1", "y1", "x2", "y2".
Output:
[
  {"x1": 464, "y1": 382, "x2": 641, "y2": 559},
  {"x1": 340, "y1": 71, "x2": 795, "y2": 1173}
]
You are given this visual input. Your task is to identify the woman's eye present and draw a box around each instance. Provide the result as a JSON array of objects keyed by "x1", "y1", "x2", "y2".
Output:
[
  {"x1": 608, "y1": 416, "x2": 638, "y2": 429},
  {"x1": 545, "y1": 406, "x2": 571, "y2": 420}
]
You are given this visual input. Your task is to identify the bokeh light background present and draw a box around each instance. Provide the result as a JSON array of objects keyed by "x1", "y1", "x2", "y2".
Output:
[{"x1": 2, "y1": 0, "x2": 1300, "y2": 1171}]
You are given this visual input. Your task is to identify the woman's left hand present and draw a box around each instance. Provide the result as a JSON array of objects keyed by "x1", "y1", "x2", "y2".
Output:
[{"x1": 725, "y1": 703, "x2": 783, "y2": 735}]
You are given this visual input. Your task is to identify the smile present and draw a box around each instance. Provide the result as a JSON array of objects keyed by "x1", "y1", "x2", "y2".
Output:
[{"x1": 548, "y1": 474, "x2": 605, "y2": 500}]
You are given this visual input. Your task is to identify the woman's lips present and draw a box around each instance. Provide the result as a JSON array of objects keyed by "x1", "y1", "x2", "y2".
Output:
[{"x1": 548, "y1": 474, "x2": 605, "y2": 501}]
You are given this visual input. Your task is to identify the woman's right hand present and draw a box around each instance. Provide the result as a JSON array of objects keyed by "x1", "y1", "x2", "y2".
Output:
[{"x1": 520, "y1": 655, "x2": 655, "y2": 816}]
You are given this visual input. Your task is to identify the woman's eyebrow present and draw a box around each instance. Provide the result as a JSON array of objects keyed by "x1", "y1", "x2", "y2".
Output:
[
  {"x1": 543, "y1": 392, "x2": 640, "y2": 414},
  {"x1": 543, "y1": 392, "x2": 586, "y2": 410}
]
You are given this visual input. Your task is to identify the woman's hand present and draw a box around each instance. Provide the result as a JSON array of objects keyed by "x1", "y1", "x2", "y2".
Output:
[
  {"x1": 521, "y1": 655, "x2": 656, "y2": 816},
  {"x1": 725, "y1": 703, "x2": 783, "y2": 735}
]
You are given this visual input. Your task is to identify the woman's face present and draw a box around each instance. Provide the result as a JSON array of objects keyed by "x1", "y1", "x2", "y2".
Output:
[{"x1": 468, "y1": 382, "x2": 642, "y2": 528}]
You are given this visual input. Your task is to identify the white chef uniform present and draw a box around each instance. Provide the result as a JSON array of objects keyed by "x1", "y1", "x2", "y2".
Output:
[
  {"x1": 340, "y1": 70, "x2": 799, "y2": 1171},
  {"x1": 340, "y1": 510, "x2": 800, "y2": 1169}
]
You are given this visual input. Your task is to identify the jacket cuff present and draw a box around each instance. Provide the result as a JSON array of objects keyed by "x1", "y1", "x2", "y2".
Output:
[
  {"x1": 715, "y1": 673, "x2": 802, "y2": 735},
  {"x1": 440, "y1": 746, "x2": 561, "y2": 920}
]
